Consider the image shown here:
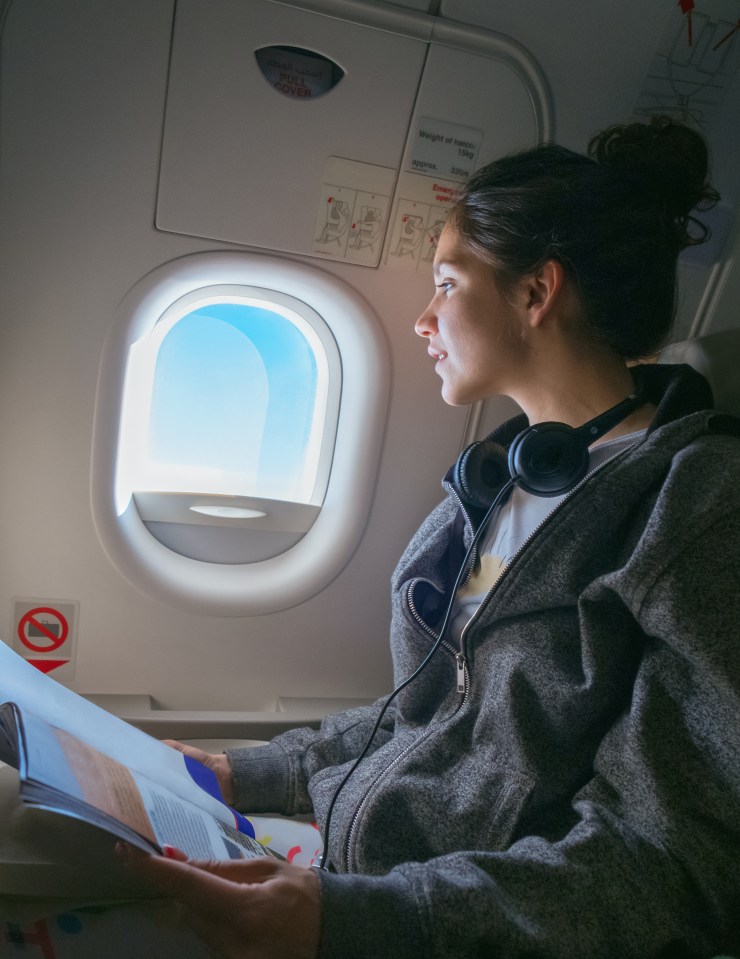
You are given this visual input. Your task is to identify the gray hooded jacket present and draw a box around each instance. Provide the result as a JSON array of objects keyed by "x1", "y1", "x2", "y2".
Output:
[{"x1": 228, "y1": 364, "x2": 740, "y2": 959}]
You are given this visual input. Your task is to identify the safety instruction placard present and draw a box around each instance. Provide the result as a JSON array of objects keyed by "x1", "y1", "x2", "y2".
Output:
[
  {"x1": 385, "y1": 172, "x2": 459, "y2": 273},
  {"x1": 11, "y1": 597, "x2": 79, "y2": 680},
  {"x1": 313, "y1": 158, "x2": 396, "y2": 267},
  {"x1": 408, "y1": 117, "x2": 483, "y2": 182}
]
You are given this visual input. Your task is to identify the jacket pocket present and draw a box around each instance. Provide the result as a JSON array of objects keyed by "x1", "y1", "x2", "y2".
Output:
[{"x1": 347, "y1": 746, "x2": 537, "y2": 873}]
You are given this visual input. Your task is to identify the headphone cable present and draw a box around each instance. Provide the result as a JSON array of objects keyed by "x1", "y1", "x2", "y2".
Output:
[{"x1": 317, "y1": 478, "x2": 515, "y2": 871}]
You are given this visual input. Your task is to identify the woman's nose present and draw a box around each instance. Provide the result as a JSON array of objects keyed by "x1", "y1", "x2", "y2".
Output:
[{"x1": 414, "y1": 301, "x2": 436, "y2": 338}]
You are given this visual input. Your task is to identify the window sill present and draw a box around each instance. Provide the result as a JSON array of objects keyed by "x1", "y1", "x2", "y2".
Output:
[{"x1": 133, "y1": 491, "x2": 320, "y2": 532}]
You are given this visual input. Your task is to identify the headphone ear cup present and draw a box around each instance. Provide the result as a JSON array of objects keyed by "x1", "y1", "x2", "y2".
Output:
[
  {"x1": 453, "y1": 439, "x2": 510, "y2": 510},
  {"x1": 508, "y1": 423, "x2": 590, "y2": 496}
]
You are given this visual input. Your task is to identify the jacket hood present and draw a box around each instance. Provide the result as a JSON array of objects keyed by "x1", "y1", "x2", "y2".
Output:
[
  {"x1": 634, "y1": 362, "x2": 713, "y2": 430},
  {"x1": 442, "y1": 362, "x2": 732, "y2": 527},
  {"x1": 479, "y1": 362, "x2": 714, "y2": 452}
]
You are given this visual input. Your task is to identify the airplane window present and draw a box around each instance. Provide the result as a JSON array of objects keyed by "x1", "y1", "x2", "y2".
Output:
[
  {"x1": 122, "y1": 289, "x2": 337, "y2": 506},
  {"x1": 92, "y1": 252, "x2": 388, "y2": 615}
]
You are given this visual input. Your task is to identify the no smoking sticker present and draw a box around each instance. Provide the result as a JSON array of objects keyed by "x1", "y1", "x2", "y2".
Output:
[{"x1": 11, "y1": 598, "x2": 78, "y2": 679}]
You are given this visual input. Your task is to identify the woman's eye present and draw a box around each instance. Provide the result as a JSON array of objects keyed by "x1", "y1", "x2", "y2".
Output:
[{"x1": 436, "y1": 281, "x2": 453, "y2": 294}]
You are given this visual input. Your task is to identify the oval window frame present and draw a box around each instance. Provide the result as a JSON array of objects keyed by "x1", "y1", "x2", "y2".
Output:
[{"x1": 91, "y1": 251, "x2": 389, "y2": 616}]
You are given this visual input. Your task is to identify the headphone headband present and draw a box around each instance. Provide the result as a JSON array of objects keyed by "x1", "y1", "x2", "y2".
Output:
[{"x1": 571, "y1": 393, "x2": 639, "y2": 445}]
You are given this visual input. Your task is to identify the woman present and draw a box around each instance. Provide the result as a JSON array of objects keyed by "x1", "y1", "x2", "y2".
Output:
[{"x1": 121, "y1": 117, "x2": 740, "y2": 958}]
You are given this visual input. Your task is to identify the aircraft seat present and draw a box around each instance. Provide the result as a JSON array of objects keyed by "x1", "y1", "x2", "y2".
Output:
[{"x1": 660, "y1": 328, "x2": 740, "y2": 415}]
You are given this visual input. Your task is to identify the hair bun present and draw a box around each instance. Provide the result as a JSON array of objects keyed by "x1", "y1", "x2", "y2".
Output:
[{"x1": 588, "y1": 116, "x2": 719, "y2": 247}]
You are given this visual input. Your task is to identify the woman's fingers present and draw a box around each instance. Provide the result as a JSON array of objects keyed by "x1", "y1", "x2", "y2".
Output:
[
  {"x1": 116, "y1": 843, "x2": 320, "y2": 959},
  {"x1": 162, "y1": 740, "x2": 235, "y2": 805}
]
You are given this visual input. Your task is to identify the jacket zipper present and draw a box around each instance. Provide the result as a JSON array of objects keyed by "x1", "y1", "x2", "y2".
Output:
[
  {"x1": 406, "y1": 579, "x2": 471, "y2": 693},
  {"x1": 403, "y1": 480, "x2": 484, "y2": 695},
  {"x1": 456, "y1": 652, "x2": 467, "y2": 693},
  {"x1": 344, "y1": 562, "x2": 475, "y2": 869},
  {"x1": 345, "y1": 444, "x2": 636, "y2": 870},
  {"x1": 342, "y1": 733, "x2": 429, "y2": 871},
  {"x1": 446, "y1": 483, "x2": 483, "y2": 589}
]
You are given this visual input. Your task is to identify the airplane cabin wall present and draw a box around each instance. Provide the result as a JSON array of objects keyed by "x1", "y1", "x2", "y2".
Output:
[
  {"x1": 0, "y1": 0, "x2": 449, "y2": 714},
  {"x1": 0, "y1": 0, "x2": 738, "y2": 726}
]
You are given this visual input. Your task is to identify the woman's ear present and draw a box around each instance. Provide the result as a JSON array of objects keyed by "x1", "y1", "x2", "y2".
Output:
[{"x1": 522, "y1": 259, "x2": 565, "y2": 327}]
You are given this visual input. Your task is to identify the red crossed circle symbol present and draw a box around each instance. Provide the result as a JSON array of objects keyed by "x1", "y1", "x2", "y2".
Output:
[{"x1": 18, "y1": 607, "x2": 68, "y2": 653}]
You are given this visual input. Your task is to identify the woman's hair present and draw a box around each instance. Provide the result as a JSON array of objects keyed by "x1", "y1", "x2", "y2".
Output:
[{"x1": 449, "y1": 116, "x2": 719, "y2": 360}]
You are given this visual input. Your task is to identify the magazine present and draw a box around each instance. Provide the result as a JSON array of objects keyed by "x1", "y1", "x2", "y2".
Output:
[{"x1": 0, "y1": 641, "x2": 274, "y2": 868}]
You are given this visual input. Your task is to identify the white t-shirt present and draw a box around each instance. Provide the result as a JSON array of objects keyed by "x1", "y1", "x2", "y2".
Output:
[{"x1": 450, "y1": 430, "x2": 646, "y2": 643}]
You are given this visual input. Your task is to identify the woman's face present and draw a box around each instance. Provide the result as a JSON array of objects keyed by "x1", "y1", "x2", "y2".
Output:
[{"x1": 415, "y1": 224, "x2": 529, "y2": 407}]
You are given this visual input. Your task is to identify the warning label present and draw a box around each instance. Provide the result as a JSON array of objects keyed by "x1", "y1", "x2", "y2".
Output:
[
  {"x1": 385, "y1": 173, "x2": 459, "y2": 274},
  {"x1": 408, "y1": 117, "x2": 483, "y2": 182},
  {"x1": 12, "y1": 598, "x2": 78, "y2": 680}
]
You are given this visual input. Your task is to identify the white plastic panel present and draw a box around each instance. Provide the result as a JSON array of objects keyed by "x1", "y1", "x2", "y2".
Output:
[
  {"x1": 156, "y1": 0, "x2": 428, "y2": 255},
  {"x1": 0, "y1": 0, "x2": 555, "y2": 714},
  {"x1": 91, "y1": 251, "x2": 390, "y2": 616},
  {"x1": 410, "y1": 40, "x2": 540, "y2": 165},
  {"x1": 383, "y1": 38, "x2": 542, "y2": 273}
]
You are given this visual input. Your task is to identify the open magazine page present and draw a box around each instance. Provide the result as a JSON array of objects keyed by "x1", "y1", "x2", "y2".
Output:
[
  {"x1": 15, "y1": 705, "x2": 271, "y2": 861},
  {"x1": 0, "y1": 641, "x2": 249, "y2": 833}
]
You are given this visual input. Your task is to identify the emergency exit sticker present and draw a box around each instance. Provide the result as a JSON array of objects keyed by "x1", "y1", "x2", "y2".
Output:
[
  {"x1": 408, "y1": 117, "x2": 483, "y2": 181},
  {"x1": 12, "y1": 597, "x2": 79, "y2": 680}
]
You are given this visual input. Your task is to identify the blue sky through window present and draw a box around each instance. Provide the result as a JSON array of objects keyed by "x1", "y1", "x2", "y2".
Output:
[{"x1": 148, "y1": 302, "x2": 319, "y2": 500}]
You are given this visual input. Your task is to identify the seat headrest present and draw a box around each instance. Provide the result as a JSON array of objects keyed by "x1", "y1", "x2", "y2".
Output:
[{"x1": 659, "y1": 329, "x2": 740, "y2": 416}]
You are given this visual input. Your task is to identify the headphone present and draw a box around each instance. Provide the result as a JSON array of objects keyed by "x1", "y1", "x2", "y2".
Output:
[{"x1": 452, "y1": 393, "x2": 643, "y2": 510}]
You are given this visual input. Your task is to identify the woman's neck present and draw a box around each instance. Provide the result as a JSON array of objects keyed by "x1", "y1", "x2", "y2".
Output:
[{"x1": 508, "y1": 342, "x2": 654, "y2": 440}]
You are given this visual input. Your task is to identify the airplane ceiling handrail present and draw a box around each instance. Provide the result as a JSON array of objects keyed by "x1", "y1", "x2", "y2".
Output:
[
  {"x1": 271, "y1": 0, "x2": 436, "y2": 39},
  {"x1": 430, "y1": 18, "x2": 555, "y2": 145},
  {"x1": 270, "y1": 0, "x2": 555, "y2": 144}
]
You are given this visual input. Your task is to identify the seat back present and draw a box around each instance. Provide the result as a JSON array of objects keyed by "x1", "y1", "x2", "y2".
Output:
[{"x1": 660, "y1": 329, "x2": 740, "y2": 416}]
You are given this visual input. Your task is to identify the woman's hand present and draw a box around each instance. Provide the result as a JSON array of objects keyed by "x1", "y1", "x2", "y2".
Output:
[
  {"x1": 164, "y1": 739, "x2": 236, "y2": 806},
  {"x1": 117, "y1": 843, "x2": 321, "y2": 959}
]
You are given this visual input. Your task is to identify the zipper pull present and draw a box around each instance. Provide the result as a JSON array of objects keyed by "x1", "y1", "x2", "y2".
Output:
[{"x1": 456, "y1": 653, "x2": 466, "y2": 694}]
